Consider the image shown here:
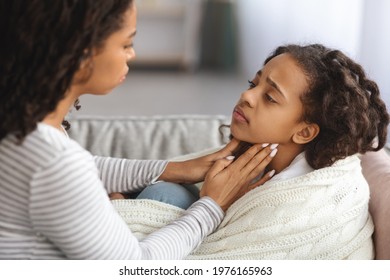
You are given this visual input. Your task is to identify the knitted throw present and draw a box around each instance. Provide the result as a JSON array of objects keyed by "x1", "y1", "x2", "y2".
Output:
[{"x1": 112, "y1": 155, "x2": 374, "y2": 259}]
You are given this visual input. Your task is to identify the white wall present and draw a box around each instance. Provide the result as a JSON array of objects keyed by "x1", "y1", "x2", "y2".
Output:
[
  {"x1": 359, "y1": 0, "x2": 390, "y2": 108},
  {"x1": 236, "y1": 0, "x2": 364, "y2": 77}
]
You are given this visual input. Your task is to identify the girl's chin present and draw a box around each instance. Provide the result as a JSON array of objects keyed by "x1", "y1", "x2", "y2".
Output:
[
  {"x1": 230, "y1": 130, "x2": 257, "y2": 145},
  {"x1": 230, "y1": 126, "x2": 244, "y2": 141}
]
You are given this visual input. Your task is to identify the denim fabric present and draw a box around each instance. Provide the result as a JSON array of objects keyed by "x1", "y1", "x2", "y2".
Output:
[{"x1": 136, "y1": 182, "x2": 200, "y2": 209}]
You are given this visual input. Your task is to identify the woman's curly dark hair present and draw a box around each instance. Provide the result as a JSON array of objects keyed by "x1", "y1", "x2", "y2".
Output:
[
  {"x1": 0, "y1": 0, "x2": 133, "y2": 141},
  {"x1": 232, "y1": 44, "x2": 389, "y2": 169}
]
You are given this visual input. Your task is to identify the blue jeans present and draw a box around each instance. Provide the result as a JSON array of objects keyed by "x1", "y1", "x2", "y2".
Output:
[{"x1": 136, "y1": 182, "x2": 200, "y2": 209}]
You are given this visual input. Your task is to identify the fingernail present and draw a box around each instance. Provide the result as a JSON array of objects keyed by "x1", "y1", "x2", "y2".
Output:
[
  {"x1": 261, "y1": 143, "x2": 270, "y2": 148},
  {"x1": 270, "y1": 143, "x2": 279, "y2": 150},
  {"x1": 226, "y1": 156, "x2": 235, "y2": 160},
  {"x1": 270, "y1": 148, "x2": 278, "y2": 157},
  {"x1": 269, "y1": 169, "x2": 276, "y2": 177}
]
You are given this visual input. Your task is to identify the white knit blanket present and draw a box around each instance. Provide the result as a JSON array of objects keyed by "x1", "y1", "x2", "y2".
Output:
[{"x1": 112, "y1": 155, "x2": 374, "y2": 259}]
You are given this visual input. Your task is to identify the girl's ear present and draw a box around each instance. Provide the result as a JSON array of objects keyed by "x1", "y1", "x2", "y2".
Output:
[{"x1": 292, "y1": 123, "x2": 320, "y2": 144}]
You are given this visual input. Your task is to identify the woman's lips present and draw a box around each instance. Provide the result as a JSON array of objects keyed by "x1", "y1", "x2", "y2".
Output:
[
  {"x1": 119, "y1": 68, "x2": 129, "y2": 83},
  {"x1": 233, "y1": 106, "x2": 249, "y2": 123}
]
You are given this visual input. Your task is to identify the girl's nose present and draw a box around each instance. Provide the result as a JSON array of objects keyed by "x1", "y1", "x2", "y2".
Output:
[{"x1": 240, "y1": 89, "x2": 257, "y2": 108}]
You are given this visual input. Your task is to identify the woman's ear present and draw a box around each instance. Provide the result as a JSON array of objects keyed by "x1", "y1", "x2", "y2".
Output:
[
  {"x1": 292, "y1": 123, "x2": 320, "y2": 144},
  {"x1": 73, "y1": 51, "x2": 93, "y2": 84}
]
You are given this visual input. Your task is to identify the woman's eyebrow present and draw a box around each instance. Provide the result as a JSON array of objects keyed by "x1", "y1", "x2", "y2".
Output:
[{"x1": 128, "y1": 30, "x2": 137, "y2": 38}]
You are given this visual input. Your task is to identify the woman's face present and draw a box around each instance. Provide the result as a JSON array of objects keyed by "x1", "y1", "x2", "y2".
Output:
[
  {"x1": 231, "y1": 53, "x2": 309, "y2": 145},
  {"x1": 77, "y1": 4, "x2": 137, "y2": 95}
]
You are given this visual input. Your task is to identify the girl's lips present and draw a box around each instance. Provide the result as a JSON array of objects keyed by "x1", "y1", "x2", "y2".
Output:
[
  {"x1": 119, "y1": 73, "x2": 127, "y2": 83},
  {"x1": 233, "y1": 106, "x2": 249, "y2": 123}
]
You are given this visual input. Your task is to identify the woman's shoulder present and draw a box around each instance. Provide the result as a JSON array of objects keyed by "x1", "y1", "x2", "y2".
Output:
[
  {"x1": 1, "y1": 123, "x2": 91, "y2": 171},
  {"x1": 34, "y1": 123, "x2": 80, "y2": 152}
]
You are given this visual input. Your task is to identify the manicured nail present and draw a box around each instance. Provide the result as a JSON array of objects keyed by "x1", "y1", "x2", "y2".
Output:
[
  {"x1": 270, "y1": 148, "x2": 278, "y2": 158},
  {"x1": 226, "y1": 156, "x2": 235, "y2": 160},
  {"x1": 269, "y1": 169, "x2": 276, "y2": 177},
  {"x1": 270, "y1": 143, "x2": 279, "y2": 150},
  {"x1": 261, "y1": 143, "x2": 270, "y2": 148}
]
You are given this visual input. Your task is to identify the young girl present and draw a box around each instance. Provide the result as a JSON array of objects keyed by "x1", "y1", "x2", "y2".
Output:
[
  {"x1": 114, "y1": 43, "x2": 389, "y2": 259},
  {"x1": 0, "y1": 0, "x2": 276, "y2": 259}
]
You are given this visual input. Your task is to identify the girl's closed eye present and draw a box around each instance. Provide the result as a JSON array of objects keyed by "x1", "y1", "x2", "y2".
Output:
[
  {"x1": 248, "y1": 80, "x2": 256, "y2": 89},
  {"x1": 265, "y1": 93, "x2": 277, "y2": 104}
]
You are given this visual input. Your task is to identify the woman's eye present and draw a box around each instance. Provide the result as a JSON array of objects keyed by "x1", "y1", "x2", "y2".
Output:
[
  {"x1": 124, "y1": 43, "x2": 134, "y2": 49},
  {"x1": 265, "y1": 94, "x2": 277, "y2": 103},
  {"x1": 247, "y1": 80, "x2": 256, "y2": 89}
]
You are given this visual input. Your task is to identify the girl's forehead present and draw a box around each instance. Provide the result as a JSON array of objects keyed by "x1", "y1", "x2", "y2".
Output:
[{"x1": 262, "y1": 54, "x2": 309, "y2": 92}]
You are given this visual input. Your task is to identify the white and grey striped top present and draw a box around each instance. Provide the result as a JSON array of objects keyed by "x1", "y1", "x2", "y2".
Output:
[{"x1": 0, "y1": 123, "x2": 224, "y2": 259}]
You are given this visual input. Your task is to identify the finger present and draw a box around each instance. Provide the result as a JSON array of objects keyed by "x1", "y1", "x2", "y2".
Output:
[
  {"x1": 217, "y1": 138, "x2": 240, "y2": 158},
  {"x1": 109, "y1": 192, "x2": 126, "y2": 200},
  {"x1": 233, "y1": 144, "x2": 273, "y2": 174},
  {"x1": 230, "y1": 143, "x2": 265, "y2": 168},
  {"x1": 206, "y1": 157, "x2": 235, "y2": 179},
  {"x1": 247, "y1": 169, "x2": 276, "y2": 191},
  {"x1": 246, "y1": 148, "x2": 278, "y2": 180}
]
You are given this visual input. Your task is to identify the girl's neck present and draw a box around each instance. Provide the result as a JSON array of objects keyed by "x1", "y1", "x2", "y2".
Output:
[
  {"x1": 266, "y1": 144, "x2": 304, "y2": 174},
  {"x1": 233, "y1": 141, "x2": 304, "y2": 174}
]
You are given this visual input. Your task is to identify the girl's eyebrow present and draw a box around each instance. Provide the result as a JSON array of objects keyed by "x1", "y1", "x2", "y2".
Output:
[
  {"x1": 128, "y1": 30, "x2": 137, "y2": 38},
  {"x1": 256, "y1": 70, "x2": 286, "y2": 99},
  {"x1": 266, "y1": 77, "x2": 286, "y2": 99}
]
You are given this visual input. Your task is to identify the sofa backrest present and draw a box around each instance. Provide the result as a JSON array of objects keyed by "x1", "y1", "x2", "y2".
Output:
[{"x1": 67, "y1": 115, "x2": 231, "y2": 159}]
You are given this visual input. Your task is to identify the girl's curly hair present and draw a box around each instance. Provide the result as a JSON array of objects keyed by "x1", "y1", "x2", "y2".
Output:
[
  {"x1": 0, "y1": 0, "x2": 133, "y2": 141},
  {"x1": 233, "y1": 44, "x2": 389, "y2": 169}
]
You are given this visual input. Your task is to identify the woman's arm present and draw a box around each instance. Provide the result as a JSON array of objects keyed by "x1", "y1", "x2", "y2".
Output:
[
  {"x1": 94, "y1": 156, "x2": 168, "y2": 194},
  {"x1": 31, "y1": 149, "x2": 222, "y2": 259},
  {"x1": 31, "y1": 140, "x2": 274, "y2": 259}
]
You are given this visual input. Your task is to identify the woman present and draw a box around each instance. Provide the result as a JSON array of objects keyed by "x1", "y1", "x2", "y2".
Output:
[{"x1": 0, "y1": 0, "x2": 275, "y2": 259}]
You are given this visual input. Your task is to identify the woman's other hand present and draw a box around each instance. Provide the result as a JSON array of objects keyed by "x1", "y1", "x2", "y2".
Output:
[
  {"x1": 200, "y1": 144, "x2": 277, "y2": 212},
  {"x1": 158, "y1": 138, "x2": 241, "y2": 184}
]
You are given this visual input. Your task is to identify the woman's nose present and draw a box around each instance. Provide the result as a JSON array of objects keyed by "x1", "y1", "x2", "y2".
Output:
[{"x1": 127, "y1": 48, "x2": 136, "y2": 63}]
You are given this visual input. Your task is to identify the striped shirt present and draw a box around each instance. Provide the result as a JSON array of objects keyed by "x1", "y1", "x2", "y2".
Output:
[{"x1": 0, "y1": 123, "x2": 224, "y2": 259}]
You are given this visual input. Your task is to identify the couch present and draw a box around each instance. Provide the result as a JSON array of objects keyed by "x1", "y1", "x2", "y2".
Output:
[{"x1": 67, "y1": 114, "x2": 390, "y2": 259}]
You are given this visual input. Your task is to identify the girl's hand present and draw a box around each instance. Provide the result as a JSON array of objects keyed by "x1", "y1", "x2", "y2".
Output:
[
  {"x1": 200, "y1": 144, "x2": 277, "y2": 212},
  {"x1": 108, "y1": 192, "x2": 126, "y2": 200},
  {"x1": 158, "y1": 138, "x2": 242, "y2": 184}
]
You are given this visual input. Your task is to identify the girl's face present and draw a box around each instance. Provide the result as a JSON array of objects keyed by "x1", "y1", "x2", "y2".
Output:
[
  {"x1": 76, "y1": 4, "x2": 137, "y2": 95},
  {"x1": 231, "y1": 53, "x2": 309, "y2": 145}
]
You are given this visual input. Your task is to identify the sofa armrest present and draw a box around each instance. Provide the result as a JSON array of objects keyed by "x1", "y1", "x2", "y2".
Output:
[{"x1": 361, "y1": 148, "x2": 390, "y2": 260}]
